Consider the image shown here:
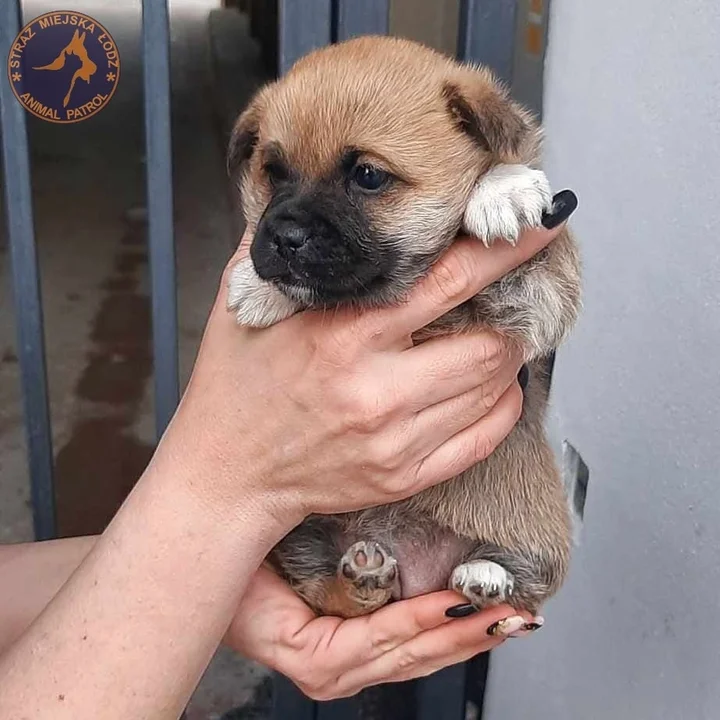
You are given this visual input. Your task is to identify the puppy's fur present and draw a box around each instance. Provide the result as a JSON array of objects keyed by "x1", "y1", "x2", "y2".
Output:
[{"x1": 226, "y1": 36, "x2": 581, "y2": 618}]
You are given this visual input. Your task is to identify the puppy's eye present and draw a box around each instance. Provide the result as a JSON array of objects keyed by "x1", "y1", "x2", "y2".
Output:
[
  {"x1": 352, "y1": 164, "x2": 389, "y2": 192},
  {"x1": 263, "y1": 160, "x2": 290, "y2": 186}
]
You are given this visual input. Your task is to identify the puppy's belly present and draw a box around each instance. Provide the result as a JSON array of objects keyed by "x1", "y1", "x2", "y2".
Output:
[{"x1": 390, "y1": 531, "x2": 473, "y2": 599}]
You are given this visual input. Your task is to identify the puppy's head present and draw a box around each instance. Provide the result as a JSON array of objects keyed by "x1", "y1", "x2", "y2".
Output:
[{"x1": 228, "y1": 35, "x2": 538, "y2": 308}]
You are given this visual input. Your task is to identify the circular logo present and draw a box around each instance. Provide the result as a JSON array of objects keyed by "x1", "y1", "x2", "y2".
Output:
[{"x1": 7, "y1": 10, "x2": 120, "y2": 124}]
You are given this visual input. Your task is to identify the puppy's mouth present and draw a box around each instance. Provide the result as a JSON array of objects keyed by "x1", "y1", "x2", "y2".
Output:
[
  {"x1": 257, "y1": 259, "x2": 390, "y2": 305},
  {"x1": 250, "y1": 207, "x2": 397, "y2": 306},
  {"x1": 279, "y1": 273, "x2": 390, "y2": 306}
]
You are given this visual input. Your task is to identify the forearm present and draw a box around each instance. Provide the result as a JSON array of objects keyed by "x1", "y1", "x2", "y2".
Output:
[
  {"x1": 0, "y1": 535, "x2": 96, "y2": 653},
  {"x1": 0, "y1": 451, "x2": 290, "y2": 720}
]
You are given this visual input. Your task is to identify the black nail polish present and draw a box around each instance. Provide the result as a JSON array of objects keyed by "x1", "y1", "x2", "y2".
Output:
[
  {"x1": 517, "y1": 364, "x2": 529, "y2": 392},
  {"x1": 541, "y1": 189, "x2": 578, "y2": 229},
  {"x1": 445, "y1": 603, "x2": 478, "y2": 618}
]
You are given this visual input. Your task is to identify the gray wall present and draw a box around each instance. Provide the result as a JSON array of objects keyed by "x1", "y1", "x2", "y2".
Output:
[{"x1": 485, "y1": 1, "x2": 720, "y2": 718}]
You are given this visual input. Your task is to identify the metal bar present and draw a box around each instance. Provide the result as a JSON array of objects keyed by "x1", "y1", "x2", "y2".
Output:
[
  {"x1": 142, "y1": 12, "x2": 184, "y2": 720},
  {"x1": 334, "y1": 0, "x2": 389, "y2": 41},
  {"x1": 278, "y1": 0, "x2": 333, "y2": 74},
  {"x1": 416, "y1": 663, "x2": 468, "y2": 720},
  {"x1": 142, "y1": 0, "x2": 179, "y2": 438},
  {"x1": 457, "y1": 0, "x2": 519, "y2": 85},
  {"x1": 270, "y1": 5, "x2": 334, "y2": 716},
  {"x1": 0, "y1": 0, "x2": 57, "y2": 540},
  {"x1": 272, "y1": 674, "x2": 316, "y2": 720}
]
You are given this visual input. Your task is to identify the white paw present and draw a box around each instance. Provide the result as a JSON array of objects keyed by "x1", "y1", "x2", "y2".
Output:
[
  {"x1": 227, "y1": 256, "x2": 299, "y2": 328},
  {"x1": 450, "y1": 560, "x2": 515, "y2": 606},
  {"x1": 463, "y1": 164, "x2": 553, "y2": 247}
]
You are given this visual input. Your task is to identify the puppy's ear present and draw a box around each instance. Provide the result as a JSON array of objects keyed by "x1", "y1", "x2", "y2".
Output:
[
  {"x1": 442, "y1": 73, "x2": 535, "y2": 159},
  {"x1": 226, "y1": 93, "x2": 265, "y2": 177}
]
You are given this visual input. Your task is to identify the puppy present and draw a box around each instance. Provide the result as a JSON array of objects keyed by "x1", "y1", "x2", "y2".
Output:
[{"x1": 226, "y1": 36, "x2": 581, "y2": 619}]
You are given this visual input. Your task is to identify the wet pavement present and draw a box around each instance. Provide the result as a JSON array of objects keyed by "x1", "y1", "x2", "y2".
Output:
[{"x1": 0, "y1": 1, "x2": 270, "y2": 715}]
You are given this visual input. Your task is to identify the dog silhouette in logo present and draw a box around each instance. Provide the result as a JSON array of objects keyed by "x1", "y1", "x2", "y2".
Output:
[{"x1": 33, "y1": 29, "x2": 97, "y2": 108}]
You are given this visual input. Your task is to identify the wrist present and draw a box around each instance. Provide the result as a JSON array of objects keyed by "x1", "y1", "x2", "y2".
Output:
[
  {"x1": 147, "y1": 424, "x2": 304, "y2": 550},
  {"x1": 0, "y1": 441, "x2": 295, "y2": 719}
]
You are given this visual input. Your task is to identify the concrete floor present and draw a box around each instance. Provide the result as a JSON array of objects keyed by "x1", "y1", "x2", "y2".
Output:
[{"x1": 0, "y1": 1, "x2": 269, "y2": 716}]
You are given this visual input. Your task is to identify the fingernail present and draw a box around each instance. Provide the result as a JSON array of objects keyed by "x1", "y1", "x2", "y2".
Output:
[
  {"x1": 508, "y1": 616, "x2": 545, "y2": 638},
  {"x1": 445, "y1": 603, "x2": 478, "y2": 618},
  {"x1": 517, "y1": 364, "x2": 529, "y2": 392},
  {"x1": 486, "y1": 615, "x2": 526, "y2": 636},
  {"x1": 541, "y1": 190, "x2": 578, "y2": 229}
]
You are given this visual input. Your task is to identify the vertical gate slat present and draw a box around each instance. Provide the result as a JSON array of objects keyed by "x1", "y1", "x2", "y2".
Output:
[
  {"x1": 142, "y1": 11, "x2": 190, "y2": 720},
  {"x1": 457, "y1": 0, "x2": 518, "y2": 86},
  {"x1": 278, "y1": 0, "x2": 333, "y2": 75},
  {"x1": 334, "y1": 0, "x2": 389, "y2": 41},
  {"x1": 142, "y1": 0, "x2": 179, "y2": 438},
  {"x1": 272, "y1": 3, "x2": 333, "y2": 716},
  {"x1": 0, "y1": 0, "x2": 57, "y2": 541}
]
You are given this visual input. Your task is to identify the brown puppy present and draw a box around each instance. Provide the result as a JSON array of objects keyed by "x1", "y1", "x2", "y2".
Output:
[{"x1": 226, "y1": 36, "x2": 581, "y2": 619}]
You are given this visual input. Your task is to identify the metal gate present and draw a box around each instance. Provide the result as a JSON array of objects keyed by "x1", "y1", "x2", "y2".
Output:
[{"x1": 0, "y1": 1, "x2": 549, "y2": 717}]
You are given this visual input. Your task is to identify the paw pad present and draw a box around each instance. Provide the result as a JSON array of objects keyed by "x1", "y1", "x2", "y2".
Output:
[{"x1": 340, "y1": 541, "x2": 397, "y2": 586}]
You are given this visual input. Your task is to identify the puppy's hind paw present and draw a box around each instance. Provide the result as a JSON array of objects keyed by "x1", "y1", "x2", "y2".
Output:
[
  {"x1": 338, "y1": 541, "x2": 400, "y2": 611},
  {"x1": 463, "y1": 164, "x2": 553, "y2": 247},
  {"x1": 450, "y1": 559, "x2": 515, "y2": 609}
]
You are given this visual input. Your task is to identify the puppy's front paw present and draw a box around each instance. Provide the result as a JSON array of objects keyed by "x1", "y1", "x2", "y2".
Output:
[
  {"x1": 227, "y1": 256, "x2": 299, "y2": 328},
  {"x1": 463, "y1": 164, "x2": 552, "y2": 247},
  {"x1": 450, "y1": 559, "x2": 515, "y2": 608}
]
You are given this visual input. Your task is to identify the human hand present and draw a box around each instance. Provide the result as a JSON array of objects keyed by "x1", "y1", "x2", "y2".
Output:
[
  {"x1": 160, "y1": 223, "x2": 566, "y2": 530},
  {"x1": 225, "y1": 566, "x2": 538, "y2": 700}
]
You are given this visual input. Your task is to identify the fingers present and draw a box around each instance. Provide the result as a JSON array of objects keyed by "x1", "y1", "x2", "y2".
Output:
[
  {"x1": 397, "y1": 330, "x2": 520, "y2": 410},
  {"x1": 232, "y1": 575, "x2": 536, "y2": 702},
  {"x1": 355, "y1": 224, "x2": 564, "y2": 346},
  {"x1": 335, "y1": 601, "x2": 531, "y2": 697},
  {"x1": 257, "y1": 589, "x2": 468, "y2": 696},
  {"x1": 412, "y1": 381, "x2": 523, "y2": 489},
  {"x1": 226, "y1": 566, "x2": 317, "y2": 666},
  {"x1": 289, "y1": 591, "x2": 464, "y2": 687},
  {"x1": 403, "y1": 355, "x2": 522, "y2": 462},
  {"x1": 292, "y1": 591, "x2": 479, "y2": 699},
  {"x1": 357, "y1": 590, "x2": 467, "y2": 655}
]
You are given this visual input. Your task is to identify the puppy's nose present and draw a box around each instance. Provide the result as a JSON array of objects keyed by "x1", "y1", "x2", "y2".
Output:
[{"x1": 272, "y1": 219, "x2": 310, "y2": 258}]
